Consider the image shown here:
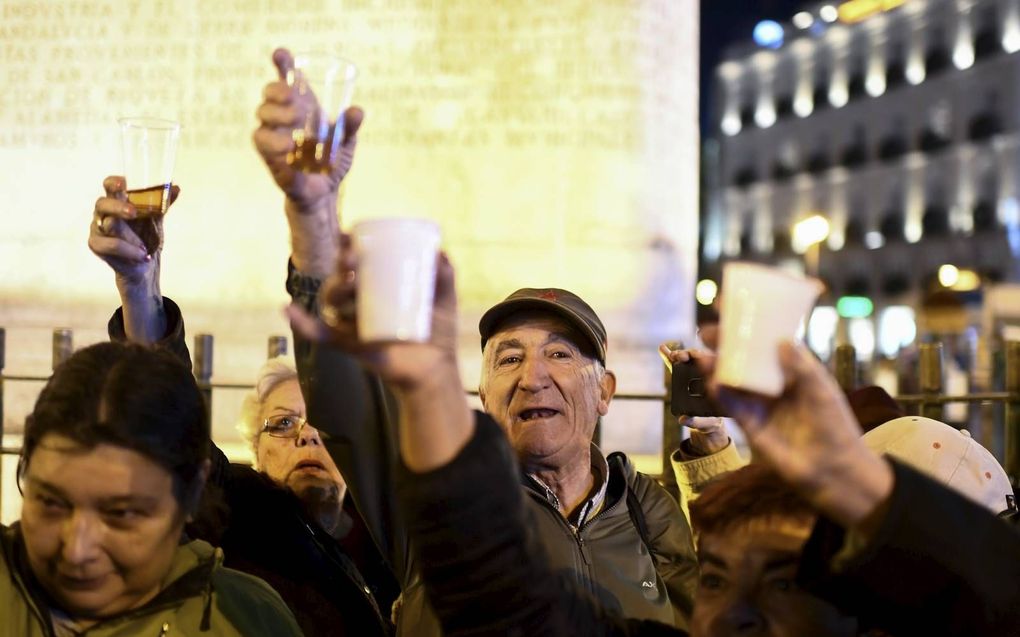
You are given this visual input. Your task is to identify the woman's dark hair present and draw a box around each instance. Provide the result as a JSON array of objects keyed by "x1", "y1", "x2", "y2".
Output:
[{"x1": 19, "y1": 341, "x2": 210, "y2": 513}]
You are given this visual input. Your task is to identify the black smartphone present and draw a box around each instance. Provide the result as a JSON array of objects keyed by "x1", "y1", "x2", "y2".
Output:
[{"x1": 670, "y1": 359, "x2": 727, "y2": 417}]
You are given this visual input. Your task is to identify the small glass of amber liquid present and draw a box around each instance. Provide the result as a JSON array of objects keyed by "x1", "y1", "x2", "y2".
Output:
[
  {"x1": 119, "y1": 117, "x2": 180, "y2": 254},
  {"x1": 286, "y1": 53, "x2": 357, "y2": 174}
]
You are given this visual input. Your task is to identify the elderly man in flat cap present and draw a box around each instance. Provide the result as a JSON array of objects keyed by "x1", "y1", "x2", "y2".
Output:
[
  {"x1": 293, "y1": 274, "x2": 720, "y2": 634},
  {"x1": 475, "y1": 288, "x2": 699, "y2": 625}
]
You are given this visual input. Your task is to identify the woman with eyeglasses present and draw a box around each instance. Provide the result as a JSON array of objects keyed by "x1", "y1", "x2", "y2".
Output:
[
  {"x1": 2, "y1": 342, "x2": 303, "y2": 636},
  {"x1": 182, "y1": 355, "x2": 396, "y2": 637}
]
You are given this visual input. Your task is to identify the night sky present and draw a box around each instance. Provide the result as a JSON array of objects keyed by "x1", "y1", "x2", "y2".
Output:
[{"x1": 700, "y1": 0, "x2": 807, "y2": 133}]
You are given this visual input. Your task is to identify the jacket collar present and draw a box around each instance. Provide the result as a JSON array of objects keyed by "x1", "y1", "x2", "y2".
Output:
[{"x1": 2, "y1": 523, "x2": 222, "y2": 633}]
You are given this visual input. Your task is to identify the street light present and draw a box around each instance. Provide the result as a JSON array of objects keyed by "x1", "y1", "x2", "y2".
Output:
[{"x1": 793, "y1": 214, "x2": 831, "y2": 277}]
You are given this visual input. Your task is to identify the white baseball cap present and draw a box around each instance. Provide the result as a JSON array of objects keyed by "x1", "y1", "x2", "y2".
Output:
[{"x1": 863, "y1": 416, "x2": 1014, "y2": 515}]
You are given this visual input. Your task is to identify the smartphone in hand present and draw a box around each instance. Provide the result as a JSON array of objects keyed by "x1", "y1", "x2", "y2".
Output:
[{"x1": 670, "y1": 359, "x2": 727, "y2": 417}]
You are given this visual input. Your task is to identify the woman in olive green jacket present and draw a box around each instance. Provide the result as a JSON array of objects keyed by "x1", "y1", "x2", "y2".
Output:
[{"x1": 0, "y1": 342, "x2": 302, "y2": 636}]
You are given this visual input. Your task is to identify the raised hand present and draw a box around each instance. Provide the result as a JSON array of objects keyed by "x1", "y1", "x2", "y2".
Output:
[
  {"x1": 88, "y1": 175, "x2": 179, "y2": 288},
  {"x1": 287, "y1": 235, "x2": 458, "y2": 391},
  {"x1": 88, "y1": 175, "x2": 180, "y2": 345},
  {"x1": 660, "y1": 343, "x2": 730, "y2": 455},
  {"x1": 253, "y1": 48, "x2": 364, "y2": 211},
  {"x1": 712, "y1": 342, "x2": 893, "y2": 528}
]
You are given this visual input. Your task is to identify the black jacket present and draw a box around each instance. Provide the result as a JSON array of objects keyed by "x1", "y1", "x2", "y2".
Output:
[
  {"x1": 108, "y1": 299, "x2": 394, "y2": 637},
  {"x1": 396, "y1": 409, "x2": 1020, "y2": 637},
  {"x1": 396, "y1": 412, "x2": 684, "y2": 637},
  {"x1": 294, "y1": 316, "x2": 698, "y2": 636},
  {"x1": 800, "y1": 459, "x2": 1020, "y2": 637}
]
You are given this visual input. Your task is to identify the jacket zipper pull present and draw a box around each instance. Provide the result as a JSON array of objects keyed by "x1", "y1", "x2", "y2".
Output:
[
  {"x1": 158, "y1": 622, "x2": 170, "y2": 636},
  {"x1": 576, "y1": 533, "x2": 591, "y2": 565}
]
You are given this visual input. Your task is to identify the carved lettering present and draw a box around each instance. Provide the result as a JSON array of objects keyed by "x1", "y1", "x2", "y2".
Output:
[{"x1": 1, "y1": 0, "x2": 656, "y2": 153}]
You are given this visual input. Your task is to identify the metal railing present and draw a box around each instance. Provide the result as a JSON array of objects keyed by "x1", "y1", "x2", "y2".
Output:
[
  {"x1": 3, "y1": 330, "x2": 1019, "y2": 516},
  {"x1": 833, "y1": 341, "x2": 1020, "y2": 484},
  {"x1": 0, "y1": 329, "x2": 292, "y2": 508}
]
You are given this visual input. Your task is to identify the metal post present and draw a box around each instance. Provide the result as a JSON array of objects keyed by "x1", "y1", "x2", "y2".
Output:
[
  {"x1": 52, "y1": 328, "x2": 73, "y2": 370},
  {"x1": 919, "y1": 342, "x2": 944, "y2": 421},
  {"x1": 268, "y1": 335, "x2": 288, "y2": 359},
  {"x1": 194, "y1": 334, "x2": 214, "y2": 424},
  {"x1": 834, "y1": 344, "x2": 857, "y2": 393},
  {"x1": 1004, "y1": 341, "x2": 1020, "y2": 484},
  {"x1": 660, "y1": 361, "x2": 682, "y2": 502},
  {"x1": 0, "y1": 327, "x2": 5, "y2": 511}
]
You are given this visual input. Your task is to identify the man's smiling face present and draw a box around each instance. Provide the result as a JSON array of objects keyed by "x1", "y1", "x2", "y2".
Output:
[{"x1": 479, "y1": 312, "x2": 615, "y2": 469}]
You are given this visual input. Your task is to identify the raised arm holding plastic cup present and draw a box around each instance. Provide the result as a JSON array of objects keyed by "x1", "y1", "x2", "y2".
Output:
[
  {"x1": 287, "y1": 242, "x2": 473, "y2": 473},
  {"x1": 704, "y1": 343, "x2": 895, "y2": 534}
]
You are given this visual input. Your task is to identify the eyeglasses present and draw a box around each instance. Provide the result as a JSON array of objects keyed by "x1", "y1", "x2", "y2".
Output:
[{"x1": 260, "y1": 414, "x2": 331, "y2": 442}]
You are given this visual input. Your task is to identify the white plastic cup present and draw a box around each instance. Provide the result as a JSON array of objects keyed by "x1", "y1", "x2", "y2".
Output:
[
  {"x1": 715, "y1": 262, "x2": 824, "y2": 397},
  {"x1": 352, "y1": 218, "x2": 441, "y2": 342}
]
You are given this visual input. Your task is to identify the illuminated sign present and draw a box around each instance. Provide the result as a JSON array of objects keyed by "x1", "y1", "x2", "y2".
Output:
[
  {"x1": 837, "y1": 296, "x2": 874, "y2": 318},
  {"x1": 837, "y1": 0, "x2": 906, "y2": 24}
]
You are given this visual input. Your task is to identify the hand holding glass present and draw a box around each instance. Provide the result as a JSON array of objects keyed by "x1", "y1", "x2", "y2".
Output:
[
  {"x1": 286, "y1": 53, "x2": 358, "y2": 173},
  {"x1": 119, "y1": 117, "x2": 180, "y2": 254}
]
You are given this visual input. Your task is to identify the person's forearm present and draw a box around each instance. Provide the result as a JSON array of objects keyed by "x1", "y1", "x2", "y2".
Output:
[
  {"x1": 804, "y1": 443, "x2": 894, "y2": 535},
  {"x1": 115, "y1": 266, "x2": 166, "y2": 346},
  {"x1": 393, "y1": 355, "x2": 474, "y2": 473},
  {"x1": 286, "y1": 195, "x2": 340, "y2": 279}
]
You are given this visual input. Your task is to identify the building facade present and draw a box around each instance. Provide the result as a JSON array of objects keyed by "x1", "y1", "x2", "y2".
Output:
[{"x1": 703, "y1": 0, "x2": 1020, "y2": 362}]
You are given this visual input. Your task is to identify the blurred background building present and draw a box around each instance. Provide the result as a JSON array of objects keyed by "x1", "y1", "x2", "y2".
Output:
[{"x1": 701, "y1": 0, "x2": 1020, "y2": 409}]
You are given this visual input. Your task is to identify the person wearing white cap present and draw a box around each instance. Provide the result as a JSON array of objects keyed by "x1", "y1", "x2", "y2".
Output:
[{"x1": 863, "y1": 416, "x2": 1016, "y2": 516}]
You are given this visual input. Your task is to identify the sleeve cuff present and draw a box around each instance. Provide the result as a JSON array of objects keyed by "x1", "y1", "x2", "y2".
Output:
[
  {"x1": 396, "y1": 411, "x2": 517, "y2": 522},
  {"x1": 286, "y1": 258, "x2": 323, "y2": 314},
  {"x1": 107, "y1": 296, "x2": 185, "y2": 349},
  {"x1": 670, "y1": 440, "x2": 745, "y2": 494}
]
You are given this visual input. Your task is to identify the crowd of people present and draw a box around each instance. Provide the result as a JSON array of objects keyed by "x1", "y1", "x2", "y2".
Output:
[{"x1": 2, "y1": 48, "x2": 1018, "y2": 636}]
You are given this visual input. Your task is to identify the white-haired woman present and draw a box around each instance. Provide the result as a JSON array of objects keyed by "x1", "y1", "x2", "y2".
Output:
[
  {"x1": 206, "y1": 356, "x2": 397, "y2": 635},
  {"x1": 237, "y1": 356, "x2": 348, "y2": 532}
]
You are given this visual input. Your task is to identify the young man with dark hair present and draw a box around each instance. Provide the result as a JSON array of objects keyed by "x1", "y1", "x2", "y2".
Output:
[{"x1": 688, "y1": 464, "x2": 858, "y2": 637}]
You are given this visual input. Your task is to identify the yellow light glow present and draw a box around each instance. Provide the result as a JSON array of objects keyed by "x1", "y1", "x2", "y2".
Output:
[
  {"x1": 1004, "y1": 16, "x2": 1020, "y2": 53},
  {"x1": 905, "y1": 217, "x2": 923, "y2": 242},
  {"x1": 953, "y1": 38, "x2": 975, "y2": 70},
  {"x1": 938, "y1": 264, "x2": 960, "y2": 287},
  {"x1": 950, "y1": 269, "x2": 981, "y2": 291},
  {"x1": 865, "y1": 64, "x2": 886, "y2": 97},
  {"x1": 906, "y1": 54, "x2": 926, "y2": 85},
  {"x1": 755, "y1": 101, "x2": 777, "y2": 128},
  {"x1": 828, "y1": 76, "x2": 849, "y2": 108},
  {"x1": 696, "y1": 279, "x2": 719, "y2": 305},
  {"x1": 721, "y1": 111, "x2": 742, "y2": 136},
  {"x1": 792, "y1": 215, "x2": 831, "y2": 253},
  {"x1": 718, "y1": 61, "x2": 744, "y2": 80},
  {"x1": 837, "y1": 0, "x2": 905, "y2": 23},
  {"x1": 793, "y1": 11, "x2": 814, "y2": 29},
  {"x1": 794, "y1": 93, "x2": 814, "y2": 117}
]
